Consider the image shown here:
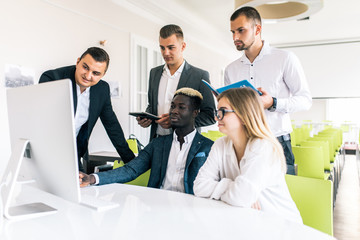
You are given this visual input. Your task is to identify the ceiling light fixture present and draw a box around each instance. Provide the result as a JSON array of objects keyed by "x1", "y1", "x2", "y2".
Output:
[{"x1": 234, "y1": 0, "x2": 324, "y2": 22}]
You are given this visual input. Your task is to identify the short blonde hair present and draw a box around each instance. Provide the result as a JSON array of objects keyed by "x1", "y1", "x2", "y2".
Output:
[{"x1": 174, "y1": 87, "x2": 203, "y2": 110}]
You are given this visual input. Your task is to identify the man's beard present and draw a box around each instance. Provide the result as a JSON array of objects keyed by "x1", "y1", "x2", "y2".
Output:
[{"x1": 235, "y1": 38, "x2": 255, "y2": 51}]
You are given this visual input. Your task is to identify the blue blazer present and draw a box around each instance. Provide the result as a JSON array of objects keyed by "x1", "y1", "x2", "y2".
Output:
[
  {"x1": 39, "y1": 66, "x2": 135, "y2": 171},
  {"x1": 146, "y1": 61, "x2": 216, "y2": 140},
  {"x1": 97, "y1": 132, "x2": 214, "y2": 195}
]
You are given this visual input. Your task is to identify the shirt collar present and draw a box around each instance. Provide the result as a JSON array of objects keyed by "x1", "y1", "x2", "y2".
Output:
[
  {"x1": 163, "y1": 60, "x2": 185, "y2": 77},
  {"x1": 240, "y1": 40, "x2": 271, "y2": 64},
  {"x1": 173, "y1": 128, "x2": 197, "y2": 145},
  {"x1": 76, "y1": 84, "x2": 90, "y2": 96}
]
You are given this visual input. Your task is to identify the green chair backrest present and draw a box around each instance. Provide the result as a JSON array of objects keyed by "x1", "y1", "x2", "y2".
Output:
[
  {"x1": 318, "y1": 131, "x2": 339, "y2": 150},
  {"x1": 300, "y1": 140, "x2": 330, "y2": 171},
  {"x1": 285, "y1": 175, "x2": 333, "y2": 236},
  {"x1": 201, "y1": 132, "x2": 210, "y2": 138},
  {"x1": 292, "y1": 128, "x2": 303, "y2": 146},
  {"x1": 300, "y1": 126, "x2": 311, "y2": 140},
  {"x1": 320, "y1": 128, "x2": 343, "y2": 149},
  {"x1": 290, "y1": 131, "x2": 297, "y2": 147},
  {"x1": 340, "y1": 124, "x2": 349, "y2": 132},
  {"x1": 310, "y1": 136, "x2": 335, "y2": 162},
  {"x1": 113, "y1": 160, "x2": 150, "y2": 187},
  {"x1": 206, "y1": 130, "x2": 224, "y2": 141},
  {"x1": 126, "y1": 139, "x2": 138, "y2": 154},
  {"x1": 292, "y1": 146, "x2": 324, "y2": 179}
]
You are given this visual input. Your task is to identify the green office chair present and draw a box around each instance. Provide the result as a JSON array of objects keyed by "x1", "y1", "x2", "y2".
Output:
[
  {"x1": 292, "y1": 128, "x2": 304, "y2": 146},
  {"x1": 318, "y1": 131, "x2": 340, "y2": 152},
  {"x1": 206, "y1": 130, "x2": 225, "y2": 141},
  {"x1": 111, "y1": 138, "x2": 150, "y2": 187},
  {"x1": 292, "y1": 145, "x2": 329, "y2": 180},
  {"x1": 300, "y1": 140, "x2": 332, "y2": 172},
  {"x1": 310, "y1": 136, "x2": 335, "y2": 163},
  {"x1": 290, "y1": 130, "x2": 297, "y2": 147},
  {"x1": 113, "y1": 160, "x2": 150, "y2": 187},
  {"x1": 126, "y1": 138, "x2": 139, "y2": 154},
  {"x1": 285, "y1": 174, "x2": 333, "y2": 236},
  {"x1": 201, "y1": 132, "x2": 210, "y2": 138}
]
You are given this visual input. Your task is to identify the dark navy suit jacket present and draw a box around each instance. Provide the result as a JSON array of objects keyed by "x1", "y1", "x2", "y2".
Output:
[
  {"x1": 96, "y1": 132, "x2": 214, "y2": 195},
  {"x1": 146, "y1": 61, "x2": 216, "y2": 140},
  {"x1": 39, "y1": 65, "x2": 135, "y2": 171}
]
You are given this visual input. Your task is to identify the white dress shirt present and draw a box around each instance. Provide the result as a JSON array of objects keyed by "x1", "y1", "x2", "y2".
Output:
[
  {"x1": 194, "y1": 136, "x2": 303, "y2": 224},
  {"x1": 161, "y1": 129, "x2": 196, "y2": 192},
  {"x1": 156, "y1": 61, "x2": 185, "y2": 136},
  {"x1": 74, "y1": 85, "x2": 90, "y2": 136},
  {"x1": 224, "y1": 41, "x2": 312, "y2": 137}
]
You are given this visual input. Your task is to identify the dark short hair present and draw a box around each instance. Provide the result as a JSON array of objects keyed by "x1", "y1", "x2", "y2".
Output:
[
  {"x1": 80, "y1": 47, "x2": 110, "y2": 72},
  {"x1": 159, "y1": 24, "x2": 184, "y2": 40},
  {"x1": 174, "y1": 87, "x2": 203, "y2": 111},
  {"x1": 231, "y1": 6, "x2": 262, "y2": 26}
]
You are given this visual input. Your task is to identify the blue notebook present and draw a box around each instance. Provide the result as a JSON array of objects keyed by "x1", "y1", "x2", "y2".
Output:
[{"x1": 202, "y1": 79, "x2": 262, "y2": 96}]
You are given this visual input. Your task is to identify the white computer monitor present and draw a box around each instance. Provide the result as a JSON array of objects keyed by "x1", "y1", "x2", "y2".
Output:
[{"x1": 1, "y1": 80, "x2": 81, "y2": 219}]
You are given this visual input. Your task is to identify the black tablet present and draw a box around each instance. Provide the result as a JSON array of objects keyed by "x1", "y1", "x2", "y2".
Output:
[{"x1": 129, "y1": 112, "x2": 160, "y2": 120}]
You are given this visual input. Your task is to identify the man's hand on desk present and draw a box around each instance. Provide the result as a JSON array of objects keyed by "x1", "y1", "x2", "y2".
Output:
[{"x1": 79, "y1": 172, "x2": 95, "y2": 187}]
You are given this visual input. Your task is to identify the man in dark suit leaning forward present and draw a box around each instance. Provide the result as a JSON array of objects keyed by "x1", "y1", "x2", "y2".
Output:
[
  {"x1": 39, "y1": 47, "x2": 135, "y2": 172},
  {"x1": 137, "y1": 24, "x2": 216, "y2": 140},
  {"x1": 79, "y1": 88, "x2": 214, "y2": 195}
]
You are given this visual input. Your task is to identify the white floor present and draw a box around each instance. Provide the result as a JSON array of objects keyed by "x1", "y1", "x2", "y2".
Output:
[{"x1": 333, "y1": 155, "x2": 360, "y2": 240}]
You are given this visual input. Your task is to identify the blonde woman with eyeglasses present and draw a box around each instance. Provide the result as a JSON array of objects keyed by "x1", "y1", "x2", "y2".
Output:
[{"x1": 194, "y1": 87, "x2": 302, "y2": 223}]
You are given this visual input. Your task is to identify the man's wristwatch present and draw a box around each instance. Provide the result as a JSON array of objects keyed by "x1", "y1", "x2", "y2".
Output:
[{"x1": 268, "y1": 97, "x2": 277, "y2": 112}]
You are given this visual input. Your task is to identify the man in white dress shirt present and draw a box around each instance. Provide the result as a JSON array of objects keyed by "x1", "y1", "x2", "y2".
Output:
[
  {"x1": 137, "y1": 24, "x2": 215, "y2": 140},
  {"x1": 224, "y1": 7, "x2": 312, "y2": 174}
]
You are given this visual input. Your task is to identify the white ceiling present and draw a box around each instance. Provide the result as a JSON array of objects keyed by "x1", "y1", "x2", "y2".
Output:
[{"x1": 113, "y1": 0, "x2": 360, "y2": 54}]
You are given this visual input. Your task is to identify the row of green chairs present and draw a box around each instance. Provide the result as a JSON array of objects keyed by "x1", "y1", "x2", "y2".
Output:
[
  {"x1": 292, "y1": 126, "x2": 344, "y2": 179},
  {"x1": 290, "y1": 126, "x2": 345, "y2": 222}
]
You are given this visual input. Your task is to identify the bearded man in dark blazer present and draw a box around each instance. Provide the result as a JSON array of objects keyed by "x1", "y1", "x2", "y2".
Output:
[
  {"x1": 39, "y1": 47, "x2": 135, "y2": 172},
  {"x1": 137, "y1": 24, "x2": 216, "y2": 140}
]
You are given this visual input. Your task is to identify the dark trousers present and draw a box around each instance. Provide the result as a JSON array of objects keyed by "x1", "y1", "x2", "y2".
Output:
[{"x1": 277, "y1": 134, "x2": 295, "y2": 175}]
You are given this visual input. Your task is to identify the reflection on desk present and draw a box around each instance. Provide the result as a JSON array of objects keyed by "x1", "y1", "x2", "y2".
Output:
[{"x1": 0, "y1": 184, "x2": 335, "y2": 240}]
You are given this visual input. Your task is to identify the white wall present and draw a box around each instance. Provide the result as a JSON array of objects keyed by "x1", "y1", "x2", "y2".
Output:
[
  {"x1": 290, "y1": 99, "x2": 327, "y2": 123},
  {"x1": 0, "y1": 0, "x2": 233, "y2": 177},
  {"x1": 282, "y1": 42, "x2": 360, "y2": 98}
]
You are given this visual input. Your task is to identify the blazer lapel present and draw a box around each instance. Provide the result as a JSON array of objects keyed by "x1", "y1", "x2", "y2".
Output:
[
  {"x1": 177, "y1": 61, "x2": 191, "y2": 89},
  {"x1": 71, "y1": 79, "x2": 78, "y2": 116},
  {"x1": 88, "y1": 86, "x2": 98, "y2": 133},
  {"x1": 185, "y1": 132, "x2": 202, "y2": 170},
  {"x1": 159, "y1": 134, "x2": 173, "y2": 183},
  {"x1": 152, "y1": 66, "x2": 164, "y2": 114}
]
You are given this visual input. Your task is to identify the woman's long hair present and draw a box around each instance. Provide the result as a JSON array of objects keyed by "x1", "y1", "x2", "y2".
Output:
[{"x1": 217, "y1": 88, "x2": 286, "y2": 173}]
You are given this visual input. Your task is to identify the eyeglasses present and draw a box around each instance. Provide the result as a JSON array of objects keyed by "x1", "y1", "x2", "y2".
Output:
[{"x1": 215, "y1": 109, "x2": 235, "y2": 120}]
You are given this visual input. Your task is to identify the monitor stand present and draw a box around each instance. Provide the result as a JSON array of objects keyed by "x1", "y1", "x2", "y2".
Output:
[{"x1": 0, "y1": 139, "x2": 57, "y2": 220}]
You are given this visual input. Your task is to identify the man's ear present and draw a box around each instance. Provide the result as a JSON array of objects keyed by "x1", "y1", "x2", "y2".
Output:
[
  {"x1": 192, "y1": 109, "x2": 199, "y2": 118},
  {"x1": 181, "y1": 41, "x2": 186, "y2": 52},
  {"x1": 76, "y1": 57, "x2": 81, "y2": 65},
  {"x1": 255, "y1": 24, "x2": 262, "y2": 36}
]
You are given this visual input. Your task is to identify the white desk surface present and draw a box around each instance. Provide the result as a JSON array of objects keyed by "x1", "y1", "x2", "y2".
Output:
[
  {"x1": 1, "y1": 183, "x2": 335, "y2": 240},
  {"x1": 88, "y1": 151, "x2": 120, "y2": 158}
]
